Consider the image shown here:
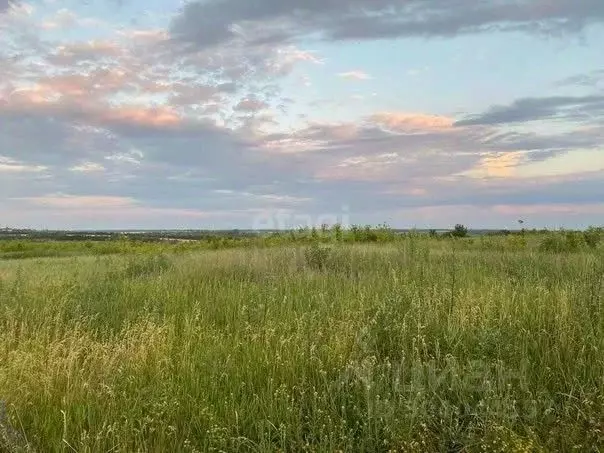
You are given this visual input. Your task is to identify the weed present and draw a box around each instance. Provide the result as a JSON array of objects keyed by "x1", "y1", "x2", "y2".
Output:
[
  {"x1": 304, "y1": 243, "x2": 332, "y2": 270},
  {"x1": 0, "y1": 235, "x2": 602, "y2": 451},
  {"x1": 123, "y1": 254, "x2": 172, "y2": 278}
]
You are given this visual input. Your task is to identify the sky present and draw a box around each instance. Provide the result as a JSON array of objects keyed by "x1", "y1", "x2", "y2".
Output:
[{"x1": 1, "y1": 0, "x2": 603, "y2": 230}]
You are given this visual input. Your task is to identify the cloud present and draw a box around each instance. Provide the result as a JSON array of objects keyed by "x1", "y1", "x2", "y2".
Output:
[
  {"x1": 101, "y1": 105, "x2": 183, "y2": 128},
  {"x1": 69, "y1": 162, "x2": 106, "y2": 173},
  {"x1": 370, "y1": 112, "x2": 454, "y2": 132},
  {"x1": 40, "y1": 8, "x2": 78, "y2": 29},
  {"x1": 455, "y1": 148, "x2": 604, "y2": 180},
  {"x1": 116, "y1": 29, "x2": 169, "y2": 44},
  {"x1": 512, "y1": 148, "x2": 604, "y2": 178},
  {"x1": 492, "y1": 203, "x2": 604, "y2": 216},
  {"x1": 46, "y1": 40, "x2": 125, "y2": 66},
  {"x1": 234, "y1": 97, "x2": 270, "y2": 113},
  {"x1": 169, "y1": 0, "x2": 604, "y2": 50},
  {"x1": 105, "y1": 150, "x2": 143, "y2": 166},
  {"x1": 2, "y1": 1, "x2": 603, "y2": 229},
  {"x1": 212, "y1": 189, "x2": 311, "y2": 204},
  {"x1": 0, "y1": 156, "x2": 47, "y2": 173},
  {"x1": 18, "y1": 194, "x2": 138, "y2": 209},
  {"x1": 2, "y1": 43, "x2": 603, "y2": 224},
  {"x1": 556, "y1": 69, "x2": 604, "y2": 88},
  {"x1": 317, "y1": 152, "x2": 402, "y2": 182},
  {"x1": 255, "y1": 105, "x2": 604, "y2": 212},
  {"x1": 3, "y1": 194, "x2": 254, "y2": 229},
  {"x1": 0, "y1": 1, "x2": 31, "y2": 16},
  {"x1": 0, "y1": 0, "x2": 10, "y2": 13},
  {"x1": 455, "y1": 94, "x2": 604, "y2": 126},
  {"x1": 381, "y1": 201, "x2": 604, "y2": 230},
  {"x1": 460, "y1": 152, "x2": 527, "y2": 179},
  {"x1": 0, "y1": 28, "x2": 270, "y2": 173},
  {"x1": 259, "y1": 117, "x2": 482, "y2": 183},
  {"x1": 338, "y1": 70, "x2": 371, "y2": 81}
]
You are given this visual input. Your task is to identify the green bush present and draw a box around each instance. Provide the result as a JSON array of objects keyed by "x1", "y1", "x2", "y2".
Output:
[
  {"x1": 123, "y1": 254, "x2": 172, "y2": 278},
  {"x1": 506, "y1": 235, "x2": 527, "y2": 250},
  {"x1": 538, "y1": 231, "x2": 586, "y2": 253},
  {"x1": 304, "y1": 243, "x2": 331, "y2": 270},
  {"x1": 451, "y1": 224, "x2": 468, "y2": 238},
  {"x1": 539, "y1": 235, "x2": 566, "y2": 253},
  {"x1": 583, "y1": 227, "x2": 602, "y2": 249}
]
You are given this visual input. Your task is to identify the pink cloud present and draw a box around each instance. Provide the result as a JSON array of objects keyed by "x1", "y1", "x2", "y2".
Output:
[
  {"x1": 337, "y1": 70, "x2": 372, "y2": 81},
  {"x1": 13, "y1": 194, "x2": 229, "y2": 220},
  {"x1": 48, "y1": 40, "x2": 124, "y2": 65},
  {"x1": 369, "y1": 112, "x2": 454, "y2": 132},
  {"x1": 460, "y1": 152, "x2": 526, "y2": 179},
  {"x1": 2, "y1": 83, "x2": 183, "y2": 129},
  {"x1": 384, "y1": 187, "x2": 428, "y2": 196},
  {"x1": 18, "y1": 194, "x2": 138, "y2": 209},
  {"x1": 102, "y1": 105, "x2": 182, "y2": 128}
]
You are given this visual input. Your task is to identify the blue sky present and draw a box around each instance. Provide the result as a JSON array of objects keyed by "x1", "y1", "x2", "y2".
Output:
[{"x1": 1, "y1": 0, "x2": 603, "y2": 230}]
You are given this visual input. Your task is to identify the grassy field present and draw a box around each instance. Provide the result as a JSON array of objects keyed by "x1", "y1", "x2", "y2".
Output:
[{"x1": 0, "y1": 234, "x2": 603, "y2": 452}]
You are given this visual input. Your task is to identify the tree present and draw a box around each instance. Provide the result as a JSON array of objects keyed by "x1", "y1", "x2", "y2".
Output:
[
  {"x1": 451, "y1": 224, "x2": 468, "y2": 238},
  {"x1": 333, "y1": 223, "x2": 343, "y2": 241}
]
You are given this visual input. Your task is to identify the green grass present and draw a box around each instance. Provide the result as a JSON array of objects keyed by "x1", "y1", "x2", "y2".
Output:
[{"x1": 0, "y1": 237, "x2": 603, "y2": 452}]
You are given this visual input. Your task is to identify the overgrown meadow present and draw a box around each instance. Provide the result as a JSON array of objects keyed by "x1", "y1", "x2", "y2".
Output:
[{"x1": 0, "y1": 228, "x2": 603, "y2": 452}]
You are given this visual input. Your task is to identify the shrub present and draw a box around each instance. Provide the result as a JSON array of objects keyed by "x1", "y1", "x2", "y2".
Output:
[
  {"x1": 506, "y1": 235, "x2": 527, "y2": 250},
  {"x1": 363, "y1": 225, "x2": 379, "y2": 242},
  {"x1": 124, "y1": 254, "x2": 172, "y2": 278},
  {"x1": 333, "y1": 223, "x2": 343, "y2": 241},
  {"x1": 565, "y1": 231, "x2": 582, "y2": 250},
  {"x1": 451, "y1": 224, "x2": 468, "y2": 238},
  {"x1": 479, "y1": 237, "x2": 505, "y2": 252},
  {"x1": 539, "y1": 232, "x2": 583, "y2": 253},
  {"x1": 539, "y1": 235, "x2": 563, "y2": 253},
  {"x1": 304, "y1": 243, "x2": 331, "y2": 271},
  {"x1": 583, "y1": 227, "x2": 602, "y2": 249}
]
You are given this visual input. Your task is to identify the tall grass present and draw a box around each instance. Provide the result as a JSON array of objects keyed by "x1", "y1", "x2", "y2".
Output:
[{"x1": 0, "y1": 238, "x2": 602, "y2": 452}]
